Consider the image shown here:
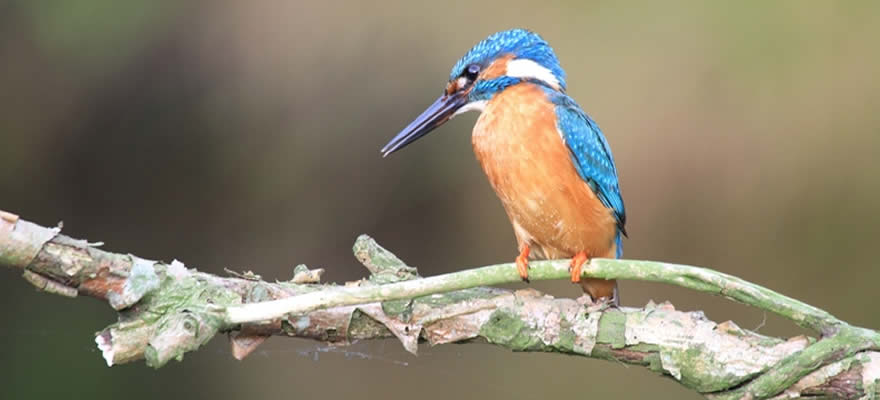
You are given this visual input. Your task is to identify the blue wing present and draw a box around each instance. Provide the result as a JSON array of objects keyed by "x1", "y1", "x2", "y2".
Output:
[{"x1": 547, "y1": 90, "x2": 627, "y2": 250}]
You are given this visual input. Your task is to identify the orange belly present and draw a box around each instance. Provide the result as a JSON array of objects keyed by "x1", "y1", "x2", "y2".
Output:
[{"x1": 471, "y1": 83, "x2": 618, "y2": 262}]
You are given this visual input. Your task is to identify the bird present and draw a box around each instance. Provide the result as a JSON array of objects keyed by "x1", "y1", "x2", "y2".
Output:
[{"x1": 381, "y1": 29, "x2": 627, "y2": 305}]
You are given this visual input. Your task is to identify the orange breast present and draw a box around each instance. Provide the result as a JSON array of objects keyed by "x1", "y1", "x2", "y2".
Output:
[{"x1": 471, "y1": 83, "x2": 618, "y2": 260}]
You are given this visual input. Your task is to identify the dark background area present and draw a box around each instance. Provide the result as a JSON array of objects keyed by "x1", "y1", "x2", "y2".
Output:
[{"x1": 2, "y1": 1, "x2": 878, "y2": 399}]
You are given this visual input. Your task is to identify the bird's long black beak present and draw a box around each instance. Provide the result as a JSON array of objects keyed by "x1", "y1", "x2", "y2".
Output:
[{"x1": 381, "y1": 92, "x2": 468, "y2": 157}]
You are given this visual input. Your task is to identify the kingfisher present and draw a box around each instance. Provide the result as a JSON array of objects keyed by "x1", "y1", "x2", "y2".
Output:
[{"x1": 381, "y1": 29, "x2": 627, "y2": 305}]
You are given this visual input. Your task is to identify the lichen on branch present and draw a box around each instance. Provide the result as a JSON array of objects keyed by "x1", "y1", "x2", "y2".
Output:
[{"x1": 1, "y1": 211, "x2": 878, "y2": 399}]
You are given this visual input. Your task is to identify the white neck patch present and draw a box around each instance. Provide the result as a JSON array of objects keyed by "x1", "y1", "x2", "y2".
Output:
[
  {"x1": 453, "y1": 100, "x2": 487, "y2": 116},
  {"x1": 505, "y1": 59, "x2": 560, "y2": 90}
]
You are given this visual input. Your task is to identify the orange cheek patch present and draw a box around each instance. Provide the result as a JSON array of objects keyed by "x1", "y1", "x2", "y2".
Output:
[
  {"x1": 480, "y1": 54, "x2": 515, "y2": 81},
  {"x1": 446, "y1": 78, "x2": 470, "y2": 96}
]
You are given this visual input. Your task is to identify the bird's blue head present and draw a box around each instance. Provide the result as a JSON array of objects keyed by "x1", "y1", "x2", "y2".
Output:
[{"x1": 382, "y1": 29, "x2": 566, "y2": 156}]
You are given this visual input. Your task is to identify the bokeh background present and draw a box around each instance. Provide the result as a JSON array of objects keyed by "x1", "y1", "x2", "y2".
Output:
[{"x1": 2, "y1": 1, "x2": 878, "y2": 398}]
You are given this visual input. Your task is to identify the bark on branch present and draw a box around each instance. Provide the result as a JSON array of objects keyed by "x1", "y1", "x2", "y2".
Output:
[{"x1": 1, "y1": 210, "x2": 878, "y2": 399}]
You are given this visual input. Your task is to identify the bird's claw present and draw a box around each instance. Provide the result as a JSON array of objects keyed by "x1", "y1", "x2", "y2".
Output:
[
  {"x1": 569, "y1": 251, "x2": 589, "y2": 283},
  {"x1": 516, "y1": 245, "x2": 531, "y2": 283}
]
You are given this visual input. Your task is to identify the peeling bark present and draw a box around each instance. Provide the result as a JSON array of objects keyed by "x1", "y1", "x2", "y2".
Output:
[{"x1": 1, "y1": 211, "x2": 879, "y2": 399}]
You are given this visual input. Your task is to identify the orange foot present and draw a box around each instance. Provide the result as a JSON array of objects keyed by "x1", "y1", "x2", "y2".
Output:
[
  {"x1": 569, "y1": 251, "x2": 589, "y2": 283},
  {"x1": 515, "y1": 245, "x2": 531, "y2": 283}
]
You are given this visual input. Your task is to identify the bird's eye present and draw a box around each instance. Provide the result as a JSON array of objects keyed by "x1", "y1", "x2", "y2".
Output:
[{"x1": 465, "y1": 64, "x2": 481, "y2": 80}]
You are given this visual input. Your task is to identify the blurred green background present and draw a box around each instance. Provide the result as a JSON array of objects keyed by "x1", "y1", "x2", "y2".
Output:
[{"x1": 2, "y1": 1, "x2": 878, "y2": 398}]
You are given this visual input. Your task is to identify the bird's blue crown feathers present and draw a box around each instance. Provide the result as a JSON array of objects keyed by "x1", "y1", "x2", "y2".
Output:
[{"x1": 449, "y1": 29, "x2": 566, "y2": 90}]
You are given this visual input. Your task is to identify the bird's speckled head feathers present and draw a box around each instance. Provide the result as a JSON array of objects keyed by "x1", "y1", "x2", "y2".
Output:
[{"x1": 450, "y1": 29, "x2": 566, "y2": 91}]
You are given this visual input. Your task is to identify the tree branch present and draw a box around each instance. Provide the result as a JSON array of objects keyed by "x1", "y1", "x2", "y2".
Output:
[{"x1": 1, "y1": 210, "x2": 878, "y2": 399}]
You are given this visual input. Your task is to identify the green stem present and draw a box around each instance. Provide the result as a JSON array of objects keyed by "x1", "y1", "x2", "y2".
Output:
[
  {"x1": 711, "y1": 325, "x2": 880, "y2": 399},
  {"x1": 584, "y1": 259, "x2": 843, "y2": 335},
  {"x1": 225, "y1": 244, "x2": 841, "y2": 335}
]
